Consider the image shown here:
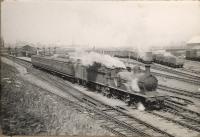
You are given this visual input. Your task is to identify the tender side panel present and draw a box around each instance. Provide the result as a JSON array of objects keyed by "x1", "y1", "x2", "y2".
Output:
[
  {"x1": 32, "y1": 56, "x2": 74, "y2": 77},
  {"x1": 74, "y1": 63, "x2": 88, "y2": 81}
]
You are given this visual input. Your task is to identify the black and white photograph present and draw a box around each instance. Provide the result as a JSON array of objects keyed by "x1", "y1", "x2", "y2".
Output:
[{"x1": 1, "y1": 0, "x2": 200, "y2": 137}]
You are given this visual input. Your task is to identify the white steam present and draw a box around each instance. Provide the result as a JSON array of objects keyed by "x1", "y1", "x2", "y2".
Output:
[
  {"x1": 137, "y1": 102, "x2": 145, "y2": 111},
  {"x1": 51, "y1": 53, "x2": 70, "y2": 59},
  {"x1": 163, "y1": 52, "x2": 175, "y2": 57},
  {"x1": 130, "y1": 78, "x2": 140, "y2": 92},
  {"x1": 52, "y1": 54, "x2": 59, "y2": 58},
  {"x1": 72, "y1": 50, "x2": 126, "y2": 68},
  {"x1": 137, "y1": 48, "x2": 150, "y2": 58},
  {"x1": 153, "y1": 50, "x2": 175, "y2": 57}
]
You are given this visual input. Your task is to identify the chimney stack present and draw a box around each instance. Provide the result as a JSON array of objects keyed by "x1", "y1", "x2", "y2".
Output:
[{"x1": 145, "y1": 64, "x2": 151, "y2": 74}]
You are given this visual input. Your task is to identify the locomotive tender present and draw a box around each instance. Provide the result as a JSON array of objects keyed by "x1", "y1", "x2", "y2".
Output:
[{"x1": 31, "y1": 55, "x2": 166, "y2": 109}]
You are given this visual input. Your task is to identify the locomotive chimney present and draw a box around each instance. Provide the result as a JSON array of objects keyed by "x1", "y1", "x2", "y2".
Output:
[
  {"x1": 142, "y1": 52, "x2": 152, "y2": 74},
  {"x1": 36, "y1": 48, "x2": 39, "y2": 55},
  {"x1": 145, "y1": 64, "x2": 150, "y2": 74}
]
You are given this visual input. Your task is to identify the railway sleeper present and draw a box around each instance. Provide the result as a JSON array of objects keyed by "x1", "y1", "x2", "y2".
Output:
[
  {"x1": 101, "y1": 108, "x2": 115, "y2": 112},
  {"x1": 153, "y1": 112, "x2": 200, "y2": 132},
  {"x1": 105, "y1": 113, "x2": 121, "y2": 118},
  {"x1": 100, "y1": 125, "x2": 127, "y2": 137}
]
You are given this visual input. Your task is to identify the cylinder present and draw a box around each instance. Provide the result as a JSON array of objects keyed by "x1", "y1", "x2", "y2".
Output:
[{"x1": 145, "y1": 64, "x2": 150, "y2": 74}]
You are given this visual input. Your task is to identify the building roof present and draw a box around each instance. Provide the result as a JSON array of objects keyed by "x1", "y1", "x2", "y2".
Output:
[{"x1": 187, "y1": 36, "x2": 200, "y2": 44}]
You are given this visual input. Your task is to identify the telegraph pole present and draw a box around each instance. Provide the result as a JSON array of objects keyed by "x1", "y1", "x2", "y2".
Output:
[
  {"x1": 43, "y1": 47, "x2": 45, "y2": 56},
  {"x1": 48, "y1": 47, "x2": 50, "y2": 55},
  {"x1": 54, "y1": 47, "x2": 56, "y2": 54},
  {"x1": 0, "y1": 1, "x2": 4, "y2": 49}
]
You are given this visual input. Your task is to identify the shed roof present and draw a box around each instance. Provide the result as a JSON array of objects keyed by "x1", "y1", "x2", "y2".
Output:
[{"x1": 187, "y1": 36, "x2": 200, "y2": 44}]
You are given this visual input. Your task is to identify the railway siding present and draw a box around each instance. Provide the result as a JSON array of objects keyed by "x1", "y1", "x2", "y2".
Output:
[
  {"x1": 30, "y1": 60, "x2": 200, "y2": 137},
  {"x1": 120, "y1": 58, "x2": 200, "y2": 85},
  {"x1": 158, "y1": 85, "x2": 200, "y2": 100},
  {"x1": 8, "y1": 56, "x2": 175, "y2": 137},
  {"x1": 5, "y1": 55, "x2": 200, "y2": 137},
  {"x1": 33, "y1": 67, "x2": 172, "y2": 137}
]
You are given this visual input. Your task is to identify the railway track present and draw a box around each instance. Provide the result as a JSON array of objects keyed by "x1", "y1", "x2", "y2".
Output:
[
  {"x1": 122, "y1": 59, "x2": 200, "y2": 85},
  {"x1": 123, "y1": 57, "x2": 200, "y2": 81},
  {"x1": 32, "y1": 66, "x2": 175, "y2": 137},
  {"x1": 149, "y1": 108, "x2": 200, "y2": 133},
  {"x1": 167, "y1": 96, "x2": 194, "y2": 106},
  {"x1": 44, "y1": 66, "x2": 200, "y2": 136},
  {"x1": 158, "y1": 85, "x2": 200, "y2": 100},
  {"x1": 164, "y1": 100, "x2": 200, "y2": 119},
  {"x1": 151, "y1": 63, "x2": 200, "y2": 81},
  {"x1": 153, "y1": 72, "x2": 200, "y2": 85},
  {"x1": 6, "y1": 56, "x2": 176, "y2": 137},
  {"x1": 180, "y1": 68, "x2": 200, "y2": 75},
  {"x1": 151, "y1": 100, "x2": 200, "y2": 133},
  {"x1": 7, "y1": 56, "x2": 200, "y2": 137}
]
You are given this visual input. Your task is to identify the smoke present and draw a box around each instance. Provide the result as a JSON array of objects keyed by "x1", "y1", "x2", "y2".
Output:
[
  {"x1": 163, "y1": 52, "x2": 174, "y2": 57},
  {"x1": 72, "y1": 50, "x2": 126, "y2": 68},
  {"x1": 137, "y1": 102, "x2": 145, "y2": 111},
  {"x1": 136, "y1": 49, "x2": 153, "y2": 62},
  {"x1": 137, "y1": 50, "x2": 145, "y2": 58},
  {"x1": 52, "y1": 54, "x2": 59, "y2": 58},
  {"x1": 153, "y1": 50, "x2": 175, "y2": 57},
  {"x1": 130, "y1": 78, "x2": 140, "y2": 92},
  {"x1": 51, "y1": 53, "x2": 70, "y2": 59},
  {"x1": 137, "y1": 46, "x2": 151, "y2": 57}
]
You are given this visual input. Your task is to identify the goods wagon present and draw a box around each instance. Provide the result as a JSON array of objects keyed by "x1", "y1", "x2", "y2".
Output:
[
  {"x1": 153, "y1": 54, "x2": 184, "y2": 68},
  {"x1": 129, "y1": 51, "x2": 138, "y2": 60},
  {"x1": 114, "y1": 50, "x2": 129, "y2": 58},
  {"x1": 138, "y1": 52, "x2": 153, "y2": 64},
  {"x1": 186, "y1": 49, "x2": 200, "y2": 61}
]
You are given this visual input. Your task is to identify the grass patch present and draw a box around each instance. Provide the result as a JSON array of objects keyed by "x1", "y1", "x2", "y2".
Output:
[{"x1": 1, "y1": 62, "x2": 112, "y2": 136}]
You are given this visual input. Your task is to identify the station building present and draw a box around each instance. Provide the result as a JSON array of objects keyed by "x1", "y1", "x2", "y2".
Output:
[
  {"x1": 187, "y1": 36, "x2": 200, "y2": 50},
  {"x1": 10, "y1": 45, "x2": 37, "y2": 57},
  {"x1": 186, "y1": 36, "x2": 200, "y2": 61}
]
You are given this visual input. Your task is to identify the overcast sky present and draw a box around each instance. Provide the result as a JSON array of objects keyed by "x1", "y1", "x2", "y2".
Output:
[{"x1": 1, "y1": 0, "x2": 200, "y2": 50}]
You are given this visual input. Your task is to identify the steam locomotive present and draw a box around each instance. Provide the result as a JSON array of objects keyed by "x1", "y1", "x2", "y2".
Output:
[{"x1": 31, "y1": 54, "x2": 166, "y2": 110}]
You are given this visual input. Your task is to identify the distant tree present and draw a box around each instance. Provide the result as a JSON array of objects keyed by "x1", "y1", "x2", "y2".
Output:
[
  {"x1": 14, "y1": 47, "x2": 18, "y2": 56},
  {"x1": 1, "y1": 36, "x2": 4, "y2": 47},
  {"x1": 48, "y1": 47, "x2": 50, "y2": 55},
  {"x1": 43, "y1": 47, "x2": 45, "y2": 55},
  {"x1": 8, "y1": 46, "x2": 11, "y2": 54},
  {"x1": 54, "y1": 47, "x2": 56, "y2": 54},
  {"x1": 36, "y1": 47, "x2": 40, "y2": 55}
]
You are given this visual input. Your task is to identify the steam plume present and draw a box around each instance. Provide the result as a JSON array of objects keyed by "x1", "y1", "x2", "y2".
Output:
[
  {"x1": 72, "y1": 49, "x2": 126, "y2": 68},
  {"x1": 130, "y1": 78, "x2": 140, "y2": 92},
  {"x1": 137, "y1": 102, "x2": 145, "y2": 111}
]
